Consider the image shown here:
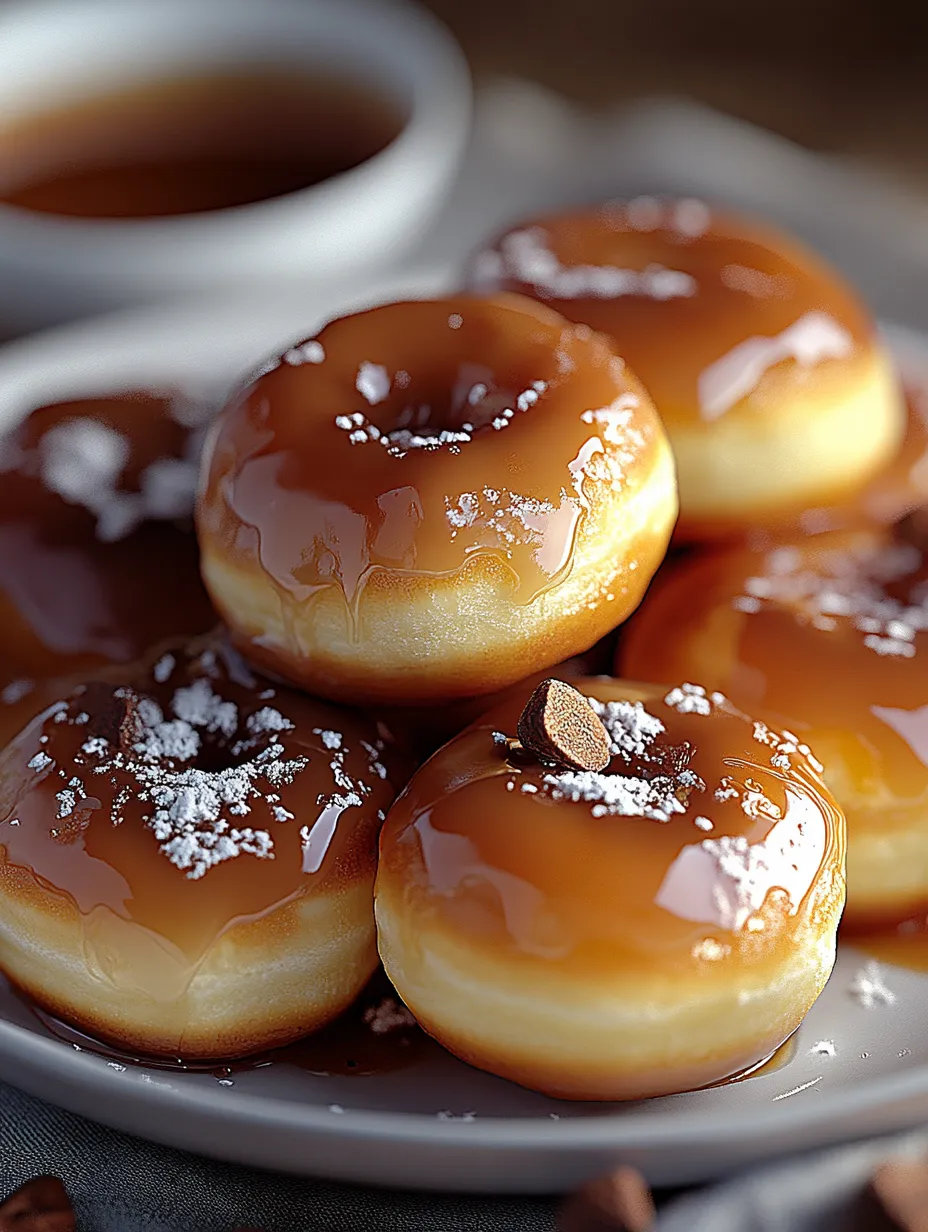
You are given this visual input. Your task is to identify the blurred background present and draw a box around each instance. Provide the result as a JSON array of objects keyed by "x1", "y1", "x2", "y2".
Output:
[
  {"x1": 0, "y1": 0, "x2": 926, "y2": 339},
  {"x1": 424, "y1": 0, "x2": 927, "y2": 186}
]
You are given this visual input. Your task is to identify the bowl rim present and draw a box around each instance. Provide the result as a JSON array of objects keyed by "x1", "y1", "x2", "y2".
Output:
[{"x1": 0, "y1": 0, "x2": 472, "y2": 250}]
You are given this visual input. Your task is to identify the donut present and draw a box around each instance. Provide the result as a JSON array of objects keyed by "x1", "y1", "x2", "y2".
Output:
[
  {"x1": 375, "y1": 676, "x2": 845, "y2": 1100},
  {"x1": 777, "y1": 379, "x2": 928, "y2": 538},
  {"x1": 620, "y1": 525, "x2": 928, "y2": 930},
  {"x1": 0, "y1": 390, "x2": 217, "y2": 701},
  {"x1": 469, "y1": 197, "x2": 905, "y2": 539},
  {"x1": 0, "y1": 633, "x2": 400, "y2": 1059},
  {"x1": 197, "y1": 295, "x2": 677, "y2": 705}
]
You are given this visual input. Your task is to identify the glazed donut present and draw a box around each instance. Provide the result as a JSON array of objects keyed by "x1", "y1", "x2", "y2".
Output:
[
  {"x1": 375, "y1": 676, "x2": 845, "y2": 1100},
  {"x1": 620, "y1": 526, "x2": 928, "y2": 930},
  {"x1": 0, "y1": 390, "x2": 216, "y2": 699},
  {"x1": 780, "y1": 380, "x2": 928, "y2": 538},
  {"x1": 197, "y1": 295, "x2": 677, "y2": 705},
  {"x1": 470, "y1": 197, "x2": 905, "y2": 539},
  {"x1": 0, "y1": 633, "x2": 399, "y2": 1059}
]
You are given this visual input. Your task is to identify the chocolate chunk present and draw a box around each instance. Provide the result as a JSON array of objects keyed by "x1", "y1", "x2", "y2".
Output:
[
  {"x1": 895, "y1": 506, "x2": 928, "y2": 554},
  {"x1": 0, "y1": 1176, "x2": 75, "y2": 1231},
  {"x1": 557, "y1": 1166, "x2": 656, "y2": 1232},
  {"x1": 852, "y1": 1157, "x2": 928, "y2": 1231},
  {"x1": 517, "y1": 679, "x2": 612, "y2": 773}
]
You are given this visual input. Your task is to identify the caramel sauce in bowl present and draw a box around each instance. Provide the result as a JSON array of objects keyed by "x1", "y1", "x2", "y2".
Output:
[
  {"x1": 0, "y1": 71, "x2": 400, "y2": 221},
  {"x1": 376, "y1": 677, "x2": 845, "y2": 1099},
  {"x1": 0, "y1": 0, "x2": 470, "y2": 330}
]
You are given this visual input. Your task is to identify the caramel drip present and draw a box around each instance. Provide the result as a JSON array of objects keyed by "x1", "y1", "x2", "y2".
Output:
[
  {"x1": 472, "y1": 199, "x2": 873, "y2": 426},
  {"x1": 378, "y1": 678, "x2": 844, "y2": 980},
  {"x1": 23, "y1": 968, "x2": 432, "y2": 1077}
]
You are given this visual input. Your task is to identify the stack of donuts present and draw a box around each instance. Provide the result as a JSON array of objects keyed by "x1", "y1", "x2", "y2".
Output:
[{"x1": 0, "y1": 194, "x2": 923, "y2": 1101}]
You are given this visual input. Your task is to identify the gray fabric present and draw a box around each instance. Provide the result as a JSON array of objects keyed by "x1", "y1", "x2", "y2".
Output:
[{"x1": 0, "y1": 1082, "x2": 559, "y2": 1231}]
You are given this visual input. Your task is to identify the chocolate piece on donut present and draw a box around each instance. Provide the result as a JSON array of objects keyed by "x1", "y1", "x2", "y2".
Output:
[
  {"x1": 470, "y1": 199, "x2": 904, "y2": 541},
  {"x1": 620, "y1": 526, "x2": 928, "y2": 930},
  {"x1": 376, "y1": 677, "x2": 845, "y2": 1100},
  {"x1": 0, "y1": 633, "x2": 401, "y2": 1059},
  {"x1": 517, "y1": 678, "x2": 612, "y2": 771},
  {"x1": 557, "y1": 1167, "x2": 656, "y2": 1232},
  {"x1": 197, "y1": 295, "x2": 677, "y2": 705}
]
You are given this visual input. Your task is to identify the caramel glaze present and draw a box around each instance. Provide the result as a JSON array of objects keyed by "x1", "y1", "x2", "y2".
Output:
[
  {"x1": 0, "y1": 634, "x2": 399, "y2": 983},
  {"x1": 378, "y1": 678, "x2": 844, "y2": 984},
  {"x1": 620, "y1": 529, "x2": 928, "y2": 930},
  {"x1": 470, "y1": 197, "x2": 875, "y2": 430},
  {"x1": 0, "y1": 391, "x2": 216, "y2": 704},
  {"x1": 198, "y1": 295, "x2": 667, "y2": 639}
]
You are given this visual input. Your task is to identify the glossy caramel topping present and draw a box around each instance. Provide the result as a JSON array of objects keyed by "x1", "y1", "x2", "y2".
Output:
[
  {"x1": 621, "y1": 529, "x2": 928, "y2": 829},
  {"x1": 198, "y1": 296, "x2": 666, "y2": 618},
  {"x1": 378, "y1": 678, "x2": 844, "y2": 978},
  {"x1": 0, "y1": 391, "x2": 216, "y2": 694},
  {"x1": 471, "y1": 198, "x2": 874, "y2": 426},
  {"x1": 0, "y1": 69, "x2": 401, "y2": 219},
  {"x1": 0, "y1": 636, "x2": 398, "y2": 969}
]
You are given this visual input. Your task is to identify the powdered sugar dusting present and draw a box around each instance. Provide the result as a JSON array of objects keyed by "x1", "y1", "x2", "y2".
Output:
[
  {"x1": 153, "y1": 655, "x2": 175, "y2": 684},
  {"x1": 810, "y1": 1039, "x2": 836, "y2": 1057},
  {"x1": 849, "y1": 962, "x2": 897, "y2": 1009},
  {"x1": 734, "y1": 538, "x2": 928, "y2": 664},
  {"x1": 38, "y1": 667, "x2": 386, "y2": 880},
  {"x1": 664, "y1": 683, "x2": 717, "y2": 716},
  {"x1": 480, "y1": 226, "x2": 697, "y2": 301},
  {"x1": 283, "y1": 340, "x2": 325, "y2": 366},
  {"x1": 362, "y1": 997, "x2": 416, "y2": 1035},
  {"x1": 1, "y1": 679, "x2": 34, "y2": 705},
  {"x1": 588, "y1": 698, "x2": 664, "y2": 758},
  {"x1": 543, "y1": 692, "x2": 701, "y2": 821},
  {"x1": 172, "y1": 679, "x2": 238, "y2": 738},
  {"x1": 356, "y1": 362, "x2": 391, "y2": 406},
  {"x1": 38, "y1": 415, "x2": 200, "y2": 542},
  {"x1": 547, "y1": 768, "x2": 688, "y2": 821}
]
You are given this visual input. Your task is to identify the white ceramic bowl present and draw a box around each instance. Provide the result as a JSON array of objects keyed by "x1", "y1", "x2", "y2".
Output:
[{"x1": 0, "y1": 0, "x2": 471, "y2": 331}]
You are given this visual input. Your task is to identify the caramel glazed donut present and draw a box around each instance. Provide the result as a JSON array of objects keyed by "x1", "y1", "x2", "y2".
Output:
[
  {"x1": 620, "y1": 524, "x2": 928, "y2": 933},
  {"x1": 197, "y1": 295, "x2": 678, "y2": 705},
  {"x1": 470, "y1": 197, "x2": 905, "y2": 539},
  {"x1": 376, "y1": 677, "x2": 845, "y2": 1100},
  {"x1": 0, "y1": 634, "x2": 399, "y2": 1059}
]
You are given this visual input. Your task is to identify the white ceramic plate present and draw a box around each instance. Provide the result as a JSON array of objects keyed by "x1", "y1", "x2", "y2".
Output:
[{"x1": 1, "y1": 281, "x2": 927, "y2": 1194}]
